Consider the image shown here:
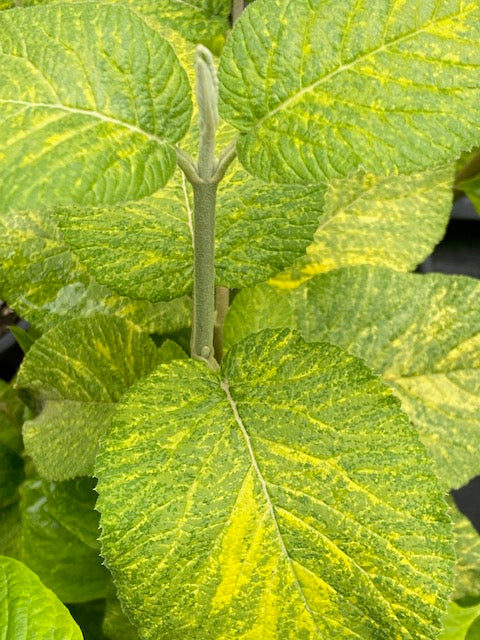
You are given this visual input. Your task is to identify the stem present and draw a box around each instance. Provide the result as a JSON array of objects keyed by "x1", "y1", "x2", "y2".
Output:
[
  {"x1": 191, "y1": 183, "x2": 219, "y2": 369},
  {"x1": 231, "y1": 0, "x2": 244, "y2": 23},
  {"x1": 214, "y1": 286, "x2": 230, "y2": 363}
]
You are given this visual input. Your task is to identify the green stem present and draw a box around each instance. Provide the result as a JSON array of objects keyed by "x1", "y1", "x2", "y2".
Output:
[{"x1": 191, "y1": 183, "x2": 218, "y2": 369}]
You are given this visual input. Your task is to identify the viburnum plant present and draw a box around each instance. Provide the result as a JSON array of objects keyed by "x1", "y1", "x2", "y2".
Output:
[{"x1": 1, "y1": 0, "x2": 480, "y2": 638}]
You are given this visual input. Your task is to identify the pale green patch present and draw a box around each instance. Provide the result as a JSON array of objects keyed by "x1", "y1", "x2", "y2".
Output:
[
  {"x1": 96, "y1": 329, "x2": 453, "y2": 640},
  {"x1": 219, "y1": 0, "x2": 480, "y2": 184},
  {"x1": 0, "y1": 555, "x2": 83, "y2": 638},
  {"x1": 224, "y1": 266, "x2": 480, "y2": 489},
  {"x1": 0, "y1": 3, "x2": 192, "y2": 209},
  {"x1": 20, "y1": 479, "x2": 109, "y2": 603},
  {"x1": 458, "y1": 174, "x2": 480, "y2": 215},
  {"x1": 0, "y1": 208, "x2": 191, "y2": 333},
  {"x1": 16, "y1": 315, "x2": 159, "y2": 480},
  {"x1": 439, "y1": 602, "x2": 480, "y2": 640},
  {"x1": 449, "y1": 499, "x2": 480, "y2": 602},
  {"x1": 272, "y1": 166, "x2": 453, "y2": 287}
]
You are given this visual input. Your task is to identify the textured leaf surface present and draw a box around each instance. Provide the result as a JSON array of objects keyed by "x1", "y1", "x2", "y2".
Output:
[
  {"x1": 0, "y1": 445, "x2": 24, "y2": 509},
  {"x1": 97, "y1": 329, "x2": 453, "y2": 640},
  {"x1": 1, "y1": 0, "x2": 231, "y2": 46},
  {"x1": 20, "y1": 480, "x2": 109, "y2": 603},
  {"x1": 450, "y1": 500, "x2": 480, "y2": 601},
  {"x1": 219, "y1": 0, "x2": 480, "y2": 184},
  {"x1": 0, "y1": 191, "x2": 191, "y2": 334},
  {"x1": 0, "y1": 555, "x2": 83, "y2": 639},
  {"x1": 224, "y1": 266, "x2": 480, "y2": 489},
  {"x1": 0, "y1": 380, "x2": 25, "y2": 454},
  {"x1": 439, "y1": 603, "x2": 480, "y2": 640},
  {"x1": 0, "y1": 3, "x2": 192, "y2": 209},
  {"x1": 16, "y1": 315, "x2": 158, "y2": 480},
  {"x1": 272, "y1": 166, "x2": 453, "y2": 287}
]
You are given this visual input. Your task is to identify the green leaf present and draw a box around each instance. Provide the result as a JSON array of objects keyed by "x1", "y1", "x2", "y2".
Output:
[
  {"x1": 224, "y1": 266, "x2": 480, "y2": 490},
  {"x1": 0, "y1": 444, "x2": 24, "y2": 509},
  {"x1": 457, "y1": 175, "x2": 480, "y2": 215},
  {"x1": 0, "y1": 503, "x2": 22, "y2": 559},
  {"x1": 20, "y1": 479, "x2": 109, "y2": 603},
  {"x1": 439, "y1": 602, "x2": 480, "y2": 640},
  {"x1": 97, "y1": 329, "x2": 453, "y2": 640},
  {"x1": 0, "y1": 3, "x2": 192, "y2": 210},
  {"x1": 1, "y1": 0, "x2": 231, "y2": 48},
  {"x1": 0, "y1": 208, "x2": 191, "y2": 334},
  {"x1": 0, "y1": 380, "x2": 25, "y2": 453},
  {"x1": 0, "y1": 555, "x2": 83, "y2": 639},
  {"x1": 42, "y1": 477, "x2": 102, "y2": 550},
  {"x1": 272, "y1": 166, "x2": 453, "y2": 287},
  {"x1": 219, "y1": 0, "x2": 480, "y2": 184},
  {"x1": 450, "y1": 500, "x2": 480, "y2": 602},
  {"x1": 156, "y1": 339, "x2": 187, "y2": 363},
  {"x1": 103, "y1": 596, "x2": 140, "y2": 640},
  {"x1": 16, "y1": 315, "x2": 158, "y2": 480}
]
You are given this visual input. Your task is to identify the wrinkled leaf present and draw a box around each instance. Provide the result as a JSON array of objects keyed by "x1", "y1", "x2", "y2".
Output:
[
  {"x1": 16, "y1": 315, "x2": 158, "y2": 480},
  {"x1": 0, "y1": 555, "x2": 83, "y2": 639},
  {"x1": 97, "y1": 329, "x2": 453, "y2": 640},
  {"x1": 0, "y1": 4, "x2": 192, "y2": 209},
  {"x1": 224, "y1": 266, "x2": 480, "y2": 489},
  {"x1": 450, "y1": 499, "x2": 480, "y2": 602},
  {"x1": 272, "y1": 166, "x2": 453, "y2": 287},
  {"x1": 220, "y1": 0, "x2": 480, "y2": 184}
]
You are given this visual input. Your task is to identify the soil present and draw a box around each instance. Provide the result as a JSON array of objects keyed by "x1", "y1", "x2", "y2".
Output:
[{"x1": 0, "y1": 302, "x2": 19, "y2": 337}]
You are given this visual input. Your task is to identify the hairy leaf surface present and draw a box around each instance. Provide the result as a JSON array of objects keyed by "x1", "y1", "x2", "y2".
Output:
[
  {"x1": 0, "y1": 208, "x2": 191, "y2": 333},
  {"x1": 0, "y1": 3, "x2": 192, "y2": 209},
  {"x1": 0, "y1": 555, "x2": 83, "y2": 639},
  {"x1": 272, "y1": 166, "x2": 453, "y2": 287},
  {"x1": 224, "y1": 267, "x2": 480, "y2": 489},
  {"x1": 16, "y1": 316, "x2": 158, "y2": 480},
  {"x1": 219, "y1": 0, "x2": 480, "y2": 184},
  {"x1": 20, "y1": 479, "x2": 109, "y2": 603},
  {"x1": 97, "y1": 329, "x2": 453, "y2": 640}
]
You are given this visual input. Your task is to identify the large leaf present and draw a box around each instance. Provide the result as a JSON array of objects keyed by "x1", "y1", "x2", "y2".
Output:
[
  {"x1": 1, "y1": 0, "x2": 231, "y2": 47},
  {"x1": 0, "y1": 555, "x2": 83, "y2": 639},
  {"x1": 0, "y1": 3, "x2": 192, "y2": 210},
  {"x1": 20, "y1": 479, "x2": 109, "y2": 603},
  {"x1": 450, "y1": 500, "x2": 480, "y2": 602},
  {"x1": 0, "y1": 209, "x2": 191, "y2": 334},
  {"x1": 16, "y1": 315, "x2": 158, "y2": 480},
  {"x1": 219, "y1": 0, "x2": 480, "y2": 184},
  {"x1": 272, "y1": 166, "x2": 453, "y2": 287},
  {"x1": 97, "y1": 329, "x2": 453, "y2": 640},
  {"x1": 224, "y1": 266, "x2": 480, "y2": 489}
]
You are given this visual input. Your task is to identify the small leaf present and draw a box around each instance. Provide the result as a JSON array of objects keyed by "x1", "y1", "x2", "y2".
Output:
[
  {"x1": 0, "y1": 197, "x2": 192, "y2": 334},
  {"x1": 219, "y1": 0, "x2": 480, "y2": 184},
  {"x1": 97, "y1": 329, "x2": 453, "y2": 640},
  {"x1": 20, "y1": 479, "x2": 109, "y2": 603},
  {"x1": 224, "y1": 266, "x2": 480, "y2": 489},
  {"x1": 16, "y1": 315, "x2": 158, "y2": 480},
  {"x1": 0, "y1": 555, "x2": 83, "y2": 639},
  {"x1": 0, "y1": 3, "x2": 192, "y2": 209},
  {"x1": 439, "y1": 602, "x2": 480, "y2": 640},
  {"x1": 0, "y1": 380, "x2": 25, "y2": 453},
  {"x1": 9, "y1": 326, "x2": 35, "y2": 354},
  {"x1": 272, "y1": 166, "x2": 453, "y2": 287}
]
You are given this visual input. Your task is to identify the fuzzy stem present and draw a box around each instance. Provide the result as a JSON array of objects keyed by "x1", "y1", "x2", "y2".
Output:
[
  {"x1": 214, "y1": 286, "x2": 230, "y2": 363},
  {"x1": 191, "y1": 183, "x2": 219, "y2": 369},
  {"x1": 231, "y1": 0, "x2": 244, "y2": 23}
]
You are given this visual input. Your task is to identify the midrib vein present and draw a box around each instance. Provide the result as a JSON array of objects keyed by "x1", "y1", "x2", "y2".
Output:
[
  {"x1": 220, "y1": 379, "x2": 321, "y2": 636},
  {"x1": 253, "y1": 5, "x2": 478, "y2": 128},
  {"x1": 0, "y1": 98, "x2": 167, "y2": 145}
]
